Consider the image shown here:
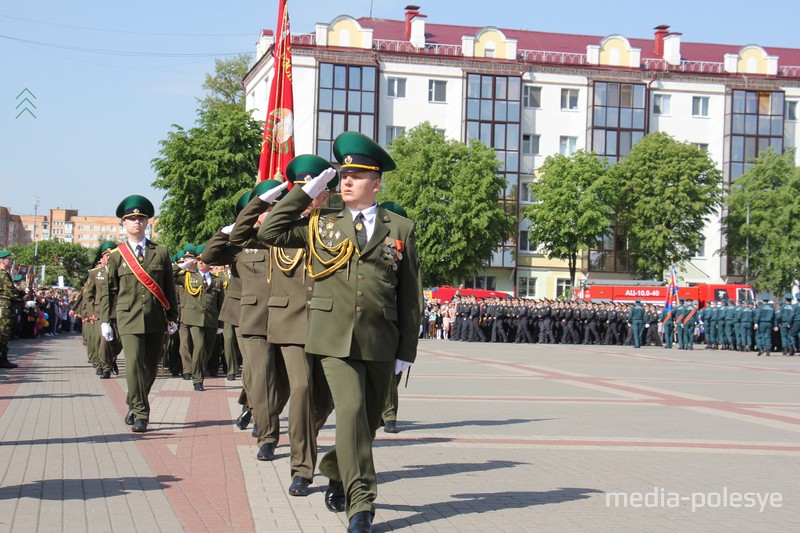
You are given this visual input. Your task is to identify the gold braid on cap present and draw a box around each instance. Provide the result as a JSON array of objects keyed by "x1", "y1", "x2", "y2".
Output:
[
  {"x1": 307, "y1": 208, "x2": 354, "y2": 280},
  {"x1": 184, "y1": 272, "x2": 203, "y2": 296}
]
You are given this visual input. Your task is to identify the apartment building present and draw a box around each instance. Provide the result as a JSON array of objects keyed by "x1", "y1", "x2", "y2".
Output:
[{"x1": 243, "y1": 6, "x2": 800, "y2": 297}]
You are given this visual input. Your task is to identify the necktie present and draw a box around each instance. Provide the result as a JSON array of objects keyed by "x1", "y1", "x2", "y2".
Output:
[
  {"x1": 205, "y1": 274, "x2": 211, "y2": 288},
  {"x1": 135, "y1": 245, "x2": 144, "y2": 263},
  {"x1": 354, "y1": 213, "x2": 367, "y2": 251}
]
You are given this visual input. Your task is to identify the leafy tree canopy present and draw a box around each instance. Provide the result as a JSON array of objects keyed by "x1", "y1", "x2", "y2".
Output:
[
  {"x1": 379, "y1": 122, "x2": 514, "y2": 286},
  {"x1": 609, "y1": 132, "x2": 723, "y2": 278},
  {"x1": 723, "y1": 149, "x2": 800, "y2": 293},
  {"x1": 151, "y1": 55, "x2": 261, "y2": 251},
  {"x1": 523, "y1": 150, "x2": 615, "y2": 288},
  {"x1": 8, "y1": 241, "x2": 94, "y2": 289}
]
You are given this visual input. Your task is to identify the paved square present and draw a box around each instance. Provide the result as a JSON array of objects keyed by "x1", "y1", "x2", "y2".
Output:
[{"x1": 0, "y1": 335, "x2": 797, "y2": 531}]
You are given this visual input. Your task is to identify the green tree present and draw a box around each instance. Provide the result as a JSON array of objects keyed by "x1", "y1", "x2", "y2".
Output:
[
  {"x1": 151, "y1": 55, "x2": 262, "y2": 251},
  {"x1": 379, "y1": 122, "x2": 514, "y2": 286},
  {"x1": 8, "y1": 241, "x2": 94, "y2": 288},
  {"x1": 522, "y1": 150, "x2": 615, "y2": 289},
  {"x1": 722, "y1": 150, "x2": 800, "y2": 293},
  {"x1": 609, "y1": 132, "x2": 723, "y2": 278}
]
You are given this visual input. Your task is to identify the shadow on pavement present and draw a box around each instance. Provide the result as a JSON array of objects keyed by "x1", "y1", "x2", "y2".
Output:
[
  {"x1": 376, "y1": 487, "x2": 603, "y2": 529},
  {"x1": 380, "y1": 460, "x2": 530, "y2": 481},
  {"x1": 0, "y1": 475, "x2": 182, "y2": 500},
  {"x1": 393, "y1": 418, "x2": 555, "y2": 432}
]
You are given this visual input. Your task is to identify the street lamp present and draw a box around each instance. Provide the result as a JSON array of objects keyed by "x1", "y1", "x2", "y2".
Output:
[{"x1": 745, "y1": 202, "x2": 749, "y2": 286}]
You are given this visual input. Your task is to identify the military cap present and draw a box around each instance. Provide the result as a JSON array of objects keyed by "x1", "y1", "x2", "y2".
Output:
[
  {"x1": 182, "y1": 244, "x2": 196, "y2": 258},
  {"x1": 194, "y1": 244, "x2": 206, "y2": 259},
  {"x1": 785, "y1": 292, "x2": 793, "y2": 300},
  {"x1": 286, "y1": 154, "x2": 338, "y2": 189},
  {"x1": 0, "y1": 251, "x2": 11, "y2": 259},
  {"x1": 250, "y1": 179, "x2": 288, "y2": 202},
  {"x1": 635, "y1": 298, "x2": 642, "y2": 303},
  {"x1": 94, "y1": 241, "x2": 118, "y2": 264},
  {"x1": 379, "y1": 201, "x2": 409, "y2": 219},
  {"x1": 116, "y1": 194, "x2": 155, "y2": 219},
  {"x1": 761, "y1": 294, "x2": 769, "y2": 301},
  {"x1": 235, "y1": 191, "x2": 250, "y2": 216},
  {"x1": 12, "y1": 274, "x2": 23, "y2": 282},
  {"x1": 678, "y1": 298, "x2": 685, "y2": 303},
  {"x1": 333, "y1": 131, "x2": 396, "y2": 173}
]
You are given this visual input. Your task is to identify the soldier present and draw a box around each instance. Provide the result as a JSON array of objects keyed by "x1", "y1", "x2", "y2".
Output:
[
  {"x1": 722, "y1": 298, "x2": 736, "y2": 350},
  {"x1": 490, "y1": 297, "x2": 508, "y2": 343},
  {"x1": 740, "y1": 300, "x2": 754, "y2": 351},
  {"x1": 645, "y1": 305, "x2": 661, "y2": 346},
  {"x1": 539, "y1": 299, "x2": 555, "y2": 344},
  {"x1": 778, "y1": 293, "x2": 795, "y2": 355},
  {"x1": 93, "y1": 242, "x2": 122, "y2": 379},
  {"x1": 0, "y1": 251, "x2": 22, "y2": 369},
  {"x1": 660, "y1": 303, "x2": 675, "y2": 349},
  {"x1": 753, "y1": 295, "x2": 777, "y2": 356},
  {"x1": 682, "y1": 300, "x2": 699, "y2": 350},
  {"x1": 174, "y1": 245, "x2": 224, "y2": 391},
  {"x1": 700, "y1": 301, "x2": 714, "y2": 349},
  {"x1": 260, "y1": 131, "x2": 422, "y2": 533},
  {"x1": 733, "y1": 299, "x2": 744, "y2": 350},
  {"x1": 628, "y1": 299, "x2": 645, "y2": 348},
  {"x1": 582, "y1": 302, "x2": 601, "y2": 345},
  {"x1": 100, "y1": 195, "x2": 179, "y2": 433},
  {"x1": 708, "y1": 300, "x2": 721, "y2": 349}
]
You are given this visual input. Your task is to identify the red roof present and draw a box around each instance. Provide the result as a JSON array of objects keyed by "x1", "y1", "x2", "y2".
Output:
[{"x1": 355, "y1": 17, "x2": 800, "y2": 66}]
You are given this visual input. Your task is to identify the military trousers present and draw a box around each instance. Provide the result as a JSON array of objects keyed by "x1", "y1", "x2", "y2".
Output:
[
  {"x1": 98, "y1": 322, "x2": 122, "y2": 372},
  {"x1": 188, "y1": 325, "x2": 217, "y2": 384},
  {"x1": 85, "y1": 320, "x2": 100, "y2": 365},
  {"x1": 179, "y1": 323, "x2": 193, "y2": 375},
  {"x1": 755, "y1": 323, "x2": 774, "y2": 350},
  {"x1": 780, "y1": 324, "x2": 794, "y2": 350},
  {"x1": 240, "y1": 335, "x2": 288, "y2": 447},
  {"x1": 276, "y1": 344, "x2": 332, "y2": 481},
  {"x1": 120, "y1": 332, "x2": 165, "y2": 421},
  {"x1": 632, "y1": 320, "x2": 644, "y2": 347},
  {"x1": 223, "y1": 322, "x2": 241, "y2": 378},
  {"x1": 663, "y1": 322, "x2": 674, "y2": 348},
  {"x1": 318, "y1": 356, "x2": 393, "y2": 520},
  {"x1": 382, "y1": 370, "x2": 402, "y2": 422}
]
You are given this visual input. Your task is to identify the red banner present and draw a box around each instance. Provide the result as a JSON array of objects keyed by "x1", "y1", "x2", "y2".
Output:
[{"x1": 257, "y1": 0, "x2": 295, "y2": 182}]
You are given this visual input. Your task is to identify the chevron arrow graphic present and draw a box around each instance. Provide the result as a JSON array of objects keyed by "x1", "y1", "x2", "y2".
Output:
[{"x1": 15, "y1": 87, "x2": 37, "y2": 119}]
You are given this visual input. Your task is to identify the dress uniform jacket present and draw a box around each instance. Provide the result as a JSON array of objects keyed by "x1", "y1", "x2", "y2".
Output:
[
  {"x1": 174, "y1": 270, "x2": 224, "y2": 328},
  {"x1": 259, "y1": 186, "x2": 422, "y2": 364},
  {"x1": 203, "y1": 230, "x2": 243, "y2": 327},
  {"x1": 229, "y1": 199, "x2": 272, "y2": 336}
]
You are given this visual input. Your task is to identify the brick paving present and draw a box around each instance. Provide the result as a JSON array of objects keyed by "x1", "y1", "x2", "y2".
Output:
[{"x1": 0, "y1": 334, "x2": 798, "y2": 532}]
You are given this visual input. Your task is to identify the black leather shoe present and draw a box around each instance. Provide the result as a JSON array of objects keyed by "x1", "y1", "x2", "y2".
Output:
[
  {"x1": 124, "y1": 410, "x2": 135, "y2": 425},
  {"x1": 0, "y1": 360, "x2": 18, "y2": 369},
  {"x1": 227, "y1": 374, "x2": 236, "y2": 381},
  {"x1": 95, "y1": 367, "x2": 103, "y2": 375},
  {"x1": 182, "y1": 373, "x2": 192, "y2": 380},
  {"x1": 324, "y1": 480, "x2": 345, "y2": 512},
  {"x1": 383, "y1": 420, "x2": 398, "y2": 433},
  {"x1": 347, "y1": 511, "x2": 373, "y2": 533},
  {"x1": 193, "y1": 382, "x2": 204, "y2": 391},
  {"x1": 101, "y1": 370, "x2": 111, "y2": 379},
  {"x1": 251, "y1": 424, "x2": 258, "y2": 438},
  {"x1": 131, "y1": 419, "x2": 147, "y2": 433},
  {"x1": 235, "y1": 409, "x2": 252, "y2": 430},
  {"x1": 111, "y1": 361, "x2": 119, "y2": 375},
  {"x1": 288, "y1": 476, "x2": 310, "y2": 497},
  {"x1": 256, "y1": 443, "x2": 276, "y2": 461}
]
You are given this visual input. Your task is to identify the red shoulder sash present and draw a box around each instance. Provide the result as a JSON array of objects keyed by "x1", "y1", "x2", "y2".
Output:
[{"x1": 117, "y1": 243, "x2": 171, "y2": 311}]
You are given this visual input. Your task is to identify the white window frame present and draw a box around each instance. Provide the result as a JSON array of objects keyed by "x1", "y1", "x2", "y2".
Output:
[
  {"x1": 519, "y1": 180, "x2": 535, "y2": 203},
  {"x1": 428, "y1": 80, "x2": 447, "y2": 103},
  {"x1": 559, "y1": 136, "x2": 577, "y2": 156},
  {"x1": 693, "y1": 143, "x2": 709, "y2": 152},
  {"x1": 556, "y1": 278, "x2": 572, "y2": 298},
  {"x1": 561, "y1": 88, "x2": 579, "y2": 110},
  {"x1": 523, "y1": 86, "x2": 542, "y2": 108},
  {"x1": 518, "y1": 275, "x2": 538, "y2": 298},
  {"x1": 385, "y1": 125, "x2": 406, "y2": 144},
  {"x1": 387, "y1": 77, "x2": 406, "y2": 98},
  {"x1": 786, "y1": 101, "x2": 798, "y2": 121},
  {"x1": 653, "y1": 94, "x2": 671, "y2": 116},
  {"x1": 522, "y1": 134, "x2": 540, "y2": 155},
  {"x1": 692, "y1": 96, "x2": 710, "y2": 118}
]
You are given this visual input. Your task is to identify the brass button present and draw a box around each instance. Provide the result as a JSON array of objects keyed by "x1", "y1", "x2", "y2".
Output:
[
  {"x1": 357, "y1": 260, "x2": 364, "y2": 265},
  {"x1": 307, "y1": 286, "x2": 312, "y2": 292},
  {"x1": 357, "y1": 275, "x2": 364, "y2": 281},
  {"x1": 357, "y1": 290, "x2": 363, "y2": 297},
  {"x1": 356, "y1": 306, "x2": 362, "y2": 313}
]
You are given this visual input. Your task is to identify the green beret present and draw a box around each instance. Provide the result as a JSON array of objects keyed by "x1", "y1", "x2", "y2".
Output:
[
  {"x1": 116, "y1": 195, "x2": 155, "y2": 219},
  {"x1": 250, "y1": 179, "x2": 288, "y2": 202},
  {"x1": 235, "y1": 191, "x2": 250, "y2": 217},
  {"x1": 333, "y1": 131, "x2": 396, "y2": 173},
  {"x1": 12, "y1": 274, "x2": 23, "y2": 282},
  {"x1": 379, "y1": 201, "x2": 409, "y2": 219},
  {"x1": 194, "y1": 244, "x2": 206, "y2": 259},
  {"x1": 94, "y1": 241, "x2": 118, "y2": 263},
  {"x1": 286, "y1": 154, "x2": 338, "y2": 189},
  {"x1": 0, "y1": 251, "x2": 10, "y2": 259}
]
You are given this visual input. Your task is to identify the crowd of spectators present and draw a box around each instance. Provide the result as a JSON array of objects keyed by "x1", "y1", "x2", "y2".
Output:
[{"x1": 8, "y1": 283, "x2": 81, "y2": 341}]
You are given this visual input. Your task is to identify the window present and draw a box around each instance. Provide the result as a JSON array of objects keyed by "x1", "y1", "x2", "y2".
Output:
[
  {"x1": 729, "y1": 89, "x2": 784, "y2": 182},
  {"x1": 588, "y1": 226, "x2": 633, "y2": 273},
  {"x1": 653, "y1": 94, "x2": 671, "y2": 115},
  {"x1": 434, "y1": 128, "x2": 446, "y2": 136},
  {"x1": 693, "y1": 143, "x2": 709, "y2": 152},
  {"x1": 692, "y1": 96, "x2": 710, "y2": 117},
  {"x1": 561, "y1": 88, "x2": 579, "y2": 110},
  {"x1": 693, "y1": 236, "x2": 706, "y2": 258},
  {"x1": 465, "y1": 275, "x2": 496, "y2": 291},
  {"x1": 787, "y1": 101, "x2": 798, "y2": 121},
  {"x1": 385, "y1": 126, "x2": 405, "y2": 145},
  {"x1": 428, "y1": 80, "x2": 447, "y2": 103},
  {"x1": 591, "y1": 81, "x2": 647, "y2": 164},
  {"x1": 559, "y1": 136, "x2": 577, "y2": 156},
  {"x1": 317, "y1": 63, "x2": 377, "y2": 162},
  {"x1": 556, "y1": 278, "x2": 572, "y2": 298},
  {"x1": 519, "y1": 181, "x2": 535, "y2": 203},
  {"x1": 518, "y1": 275, "x2": 537, "y2": 298},
  {"x1": 523, "y1": 86, "x2": 542, "y2": 108},
  {"x1": 522, "y1": 134, "x2": 540, "y2": 155},
  {"x1": 387, "y1": 77, "x2": 406, "y2": 98}
]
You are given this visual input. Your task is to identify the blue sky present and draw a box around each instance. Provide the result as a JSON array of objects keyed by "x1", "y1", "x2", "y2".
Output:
[{"x1": 1, "y1": 0, "x2": 796, "y2": 217}]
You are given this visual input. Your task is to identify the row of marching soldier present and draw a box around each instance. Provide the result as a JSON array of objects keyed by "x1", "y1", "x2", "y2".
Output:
[{"x1": 85, "y1": 131, "x2": 421, "y2": 533}]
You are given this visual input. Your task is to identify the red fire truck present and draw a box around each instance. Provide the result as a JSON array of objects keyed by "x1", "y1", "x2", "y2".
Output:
[
  {"x1": 575, "y1": 280, "x2": 754, "y2": 308},
  {"x1": 425, "y1": 286, "x2": 509, "y2": 302}
]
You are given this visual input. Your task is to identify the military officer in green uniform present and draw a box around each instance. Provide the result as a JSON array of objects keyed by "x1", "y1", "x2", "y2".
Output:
[
  {"x1": 0, "y1": 251, "x2": 22, "y2": 369},
  {"x1": 92, "y1": 242, "x2": 122, "y2": 378},
  {"x1": 174, "y1": 245, "x2": 224, "y2": 390},
  {"x1": 260, "y1": 132, "x2": 423, "y2": 533},
  {"x1": 80, "y1": 262, "x2": 103, "y2": 371},
  {"x1": 100, "y1": 195, "x2": 179, "y2": 433},
  {"x1": 753, "y1": 294, "x2": 777, "y2": 357}
]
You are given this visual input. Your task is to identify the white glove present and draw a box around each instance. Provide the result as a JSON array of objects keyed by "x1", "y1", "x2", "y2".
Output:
[
  {"x1": 100, "y1": 322, "x2": 114, "y2": 341},
  {"x1": 301, "y1": 168, "x2": 337, "y2": 199},
  {"x1": 644, "y1": 324, "x2": 649, "y2": 328},
  {"x1": 394, "y1": 359, "x2": 412, "y2": 375},
  {"x1": 259, "y1": 181, "x2": 290, "y2": 203},
  {"x1": 216, "y1": 327, "x2": 224, "y2": 335},
  {"x1": 168, "y1": 321, "x2": 179, "y2": 335},
  {"x1": 221, "y1": 223, "x2": 235, "y2": 235},
  {"x1": 178, "y1": 258, "x2": 196, "y2": 270}
]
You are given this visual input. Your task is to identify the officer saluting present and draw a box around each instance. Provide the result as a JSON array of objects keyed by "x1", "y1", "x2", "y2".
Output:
[
  {"x1": 100, "y1": 195, "x2": 179, "y2": 433},
  {"x1": 260, "y1": 132, "x2": 422, "y2": 533}
]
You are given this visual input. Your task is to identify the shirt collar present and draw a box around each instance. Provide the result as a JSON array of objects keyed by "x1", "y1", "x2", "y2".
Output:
[
  {"x1": 127, "y1": 237, "x2": 147, "y2": 250},
  {"x1": 348, "y1": 203, "x2": 378, "y2": 222}
]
